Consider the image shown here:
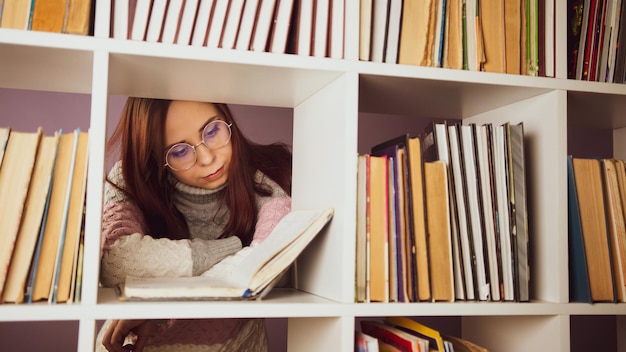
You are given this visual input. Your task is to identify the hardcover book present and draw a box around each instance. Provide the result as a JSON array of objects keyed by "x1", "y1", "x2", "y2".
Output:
[
  {"x1": 571, "y1": 157, "x2": 616, "y2": 302},
  {"x1": 53, "y1": 131, "x2": 89, "y2": 303},
  {"x1": 371, "y1": 144, "x2": 408, "y2": 302},
  {"x1": 448, "y1": 124, "x2": 476, "y2": 300},
  {"x1": 424, "y1": 121, "x2": 466, "y2": 300},
  {"x1": 31, "y1": 0, "x2": 66, "y2": 33},
  {"x1": 64, "y1": 0, "x2": 93, "y2": 35},
  {"x1": 0, "y1": 0, "x2": 34, "y2": 30},
  {"x1": 506, "y1": 122, "x2": 530, "y2": 302},
  {"x1": 372, "y1": 135, "x2": 420, "y2": 302},
  {"x1": 368, "y1": 155, "x2": 390, "y2": 302},
  {"x1": 30, "y1": 130, "x2": 81, "y2": 302},
  {"x1": 118, "y1": 208, "x2": 334, "y2": 300},
  {"x1": 356, "y1": 154, "x2": 369, "y2": 302},
  {"x1": 2, "y1": 132, "x2": 60, "y2": 303},
  {"x1": 475, "y1": 123, "x2": 501, "y2": 301},
  {"x1": 424, "y1": 161, "x2": 454, "y2": 302},
  {"x1": 600, "y1": 159, "x2": 626, "y2": 302},
  {"x1": 0, "y1": 128, "x2": 42, "y2": 298},
  {"x1": 361, "y1": 320, "x2": 428, "y2": 352},
  {"x1": 459, "y1": 124, "x2": 489, "y2": 301}
]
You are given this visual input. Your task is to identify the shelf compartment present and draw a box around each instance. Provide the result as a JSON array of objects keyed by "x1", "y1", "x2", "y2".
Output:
[
  {"x1": 358, "y1": 73, "x2": 554, "y2": 118},
  {"x1": 106, "y1": 49, "x2": 345, "y2": 108},
  {"x1": 0, "y1": 30, "x2": 94, "y2": 94}
]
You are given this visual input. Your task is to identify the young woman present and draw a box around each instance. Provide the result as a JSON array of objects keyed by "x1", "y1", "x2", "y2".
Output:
[{"x1": 97, "y1": 98, "x2": 292, "y2": 352}]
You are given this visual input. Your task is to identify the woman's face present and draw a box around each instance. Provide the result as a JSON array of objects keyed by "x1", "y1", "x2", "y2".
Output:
[{"x1": 164, "y1": 101, "x2": 233, "y2": 190}]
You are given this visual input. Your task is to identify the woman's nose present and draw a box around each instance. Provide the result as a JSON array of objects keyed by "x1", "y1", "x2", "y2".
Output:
[{"x1": 195, "y1": 142, "x2": 215, "y2": 166}]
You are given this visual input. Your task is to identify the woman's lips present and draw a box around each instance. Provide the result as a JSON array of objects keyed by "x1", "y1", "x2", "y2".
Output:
[{"x1": 203, "y1": 166, "x2": 224, "y2": 182}]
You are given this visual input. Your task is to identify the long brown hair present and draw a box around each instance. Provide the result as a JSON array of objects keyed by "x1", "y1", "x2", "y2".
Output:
[{"x1": 106, "y1": 98, "x2": 292, "y2": 245}]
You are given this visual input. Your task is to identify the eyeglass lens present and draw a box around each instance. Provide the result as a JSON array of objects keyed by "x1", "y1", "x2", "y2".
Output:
[{"x1": 165, "y1": 120, "x2": 232, "y2": 171}]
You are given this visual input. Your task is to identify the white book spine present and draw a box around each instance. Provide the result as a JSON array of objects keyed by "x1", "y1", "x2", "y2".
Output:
[
  {"x1": 269, "y1": 0, "x2": 295, "y2": 53},
  {"x1": 448, "y1": 125, "x2": 475, "y2": 300},
  {"x1": 384, "y1": 0, "x2": 401, "y2": 63},
  {"x1": 476, "y1": 124, "x2": 501, "y2": 301},
  {"x1": 494, "y1": 125, "x2": 514, "y2": 300},
  {"x1": 113, "y1": 0, "x2": 130, "y2": 40},
  {"x1": 251, "y1": 0, "x2": 278, "y2": 51},
  {"x1": 131, "y1": 0, "x2": 152, "y2": 41},
  {"x1": 370, "y1": 0, "x2": 387, "y2": 62},
  {"x1": 296, "y1": 0, "x2": 314, "y2": 56},
  {"x1": 161, "y1": 0, "x2": 185, "y2": 44},
  {"x1": 329, "y1": 0, "x2": 345, "y2": 59},
  {"x1": 177, "y1": 0, "x2": 200, "y2": 45},
  {"x1": 191, "y1": 0, "x2": 215, "y2": 46},
  {"x1": 460, "y1": 125, "x2": 489, "y2": 301},
  {"x1": 235, "y1": 0, "x2": 261, "y2": 50},
  {"x1": 312, "y1": 0, "x2": 330, "y2": 57},
  {"x1": 206, "y1": 0, "x2": 229, "y2": 48},
  {"x1": 221, "y1": 0, "x2": 246, "y2": 49},
  {"x1": 145, "y1": 0, "x2": 168, "y2": 42}
]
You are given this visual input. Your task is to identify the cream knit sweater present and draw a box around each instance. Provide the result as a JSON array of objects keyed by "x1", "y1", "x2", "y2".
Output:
[{"x1": 96, "y1": 161, "x2": 291, "y2": 351}]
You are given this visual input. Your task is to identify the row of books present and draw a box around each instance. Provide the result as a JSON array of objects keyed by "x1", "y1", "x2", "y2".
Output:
[
  {"x1": 357, "y1": 317, "x2": 488, "y2": 352},
  {"x1": 111, "y1": 0, "x2": 345, "y2": 58},
  {"x1": 0, "y1": 127, "x2": 88, "y2": 304},
  {"x1": 360, "y1": 0, "x2": 552, "y2": 76},
  {"x1": 356, "y1": 121, "x2": 529, "y2": 303},
  {"x1": 567, "y1": 0, "x2": 626, "y2": 83},
  {"x1": 568, "y1": 156, "x2": 626, "y2": 303},
  {"x1": 0, "y1": 0, "x2": 94, "y2": 35}
]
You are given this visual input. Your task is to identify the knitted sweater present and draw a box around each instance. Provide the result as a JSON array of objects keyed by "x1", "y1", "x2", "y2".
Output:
[{"x1": 96, "y1": 161, "x2": 291, "y2": 351}]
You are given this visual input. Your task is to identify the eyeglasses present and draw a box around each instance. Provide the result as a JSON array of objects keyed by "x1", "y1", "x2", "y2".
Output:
[{"x1": 164, "y1": 120, "x2": 232, "y2": 171}]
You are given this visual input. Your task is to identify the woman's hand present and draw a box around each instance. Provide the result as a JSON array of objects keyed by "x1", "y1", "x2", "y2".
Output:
[{"x1": 102, "y1": 319, "x2": 159, "y2": 352}]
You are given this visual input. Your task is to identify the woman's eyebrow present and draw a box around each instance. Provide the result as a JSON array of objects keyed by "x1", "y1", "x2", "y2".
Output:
[
  {"x1": 164, "y1": 115, "x2": 221, "y2": 151},
  {"x1": 200, "y1": 115, "x2": 220, "y2": 132}
]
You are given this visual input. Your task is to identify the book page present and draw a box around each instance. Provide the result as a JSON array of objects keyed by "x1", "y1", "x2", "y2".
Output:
[{"x1": 228, "y1": 208, "x2": 334, "y2": 290}]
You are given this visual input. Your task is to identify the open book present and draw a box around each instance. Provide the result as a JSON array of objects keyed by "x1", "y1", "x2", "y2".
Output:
[{"x1": 117, "y1": 208, "x2": 334, "y2": 301}]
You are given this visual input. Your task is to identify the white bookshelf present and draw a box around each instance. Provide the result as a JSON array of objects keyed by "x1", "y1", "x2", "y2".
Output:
[{"x1": 1, "y1": 1, "x2": 626, "y2": 351}]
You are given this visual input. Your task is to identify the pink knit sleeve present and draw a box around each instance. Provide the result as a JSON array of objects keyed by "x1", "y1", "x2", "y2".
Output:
[
  {"x1": 100, "y1": 201, "x2": 149, "y2": 257},
  {"x1": 251, "y1": 197, "x2": 292, "y2": 244}
]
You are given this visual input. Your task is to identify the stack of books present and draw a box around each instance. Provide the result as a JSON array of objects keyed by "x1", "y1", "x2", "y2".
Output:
[
  {"x1": 0, "y1": 0, "x2": 93, "y2": 35},
  {"x1": 360, "y1": 0, "x2": 552, "y2": 77},
  {"x1": 110, "y1": 0, "x2": 345, "y2": 58},
  {"x1": 0, "y1": 127, "x2": 88, "y2": 304},
  {"x1": 356, "y1": 121, "x2": 529, "y2": 303},
  {"x1": 568, "y1": 155, "x2": 626, "y2": 303},
  {"x1": 356, "y1": 317, "x2": 488, "y2": 352},
  {"x1": 567, "y1": 0, "x2": 626, "y2": 83}
]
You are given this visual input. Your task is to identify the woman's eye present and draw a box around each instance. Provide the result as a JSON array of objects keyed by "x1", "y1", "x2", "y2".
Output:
[
  {"x1": 204, "y1": 124, "x2": 220, "y2": 139},
  {"x1": 170, "y1": 145, "x2": 190, "y2": 158}
]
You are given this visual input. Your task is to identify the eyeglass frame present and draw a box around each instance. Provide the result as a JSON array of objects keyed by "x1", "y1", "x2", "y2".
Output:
[{"x1": 163, "y1": 120, "x2": 233, "y2": 171}]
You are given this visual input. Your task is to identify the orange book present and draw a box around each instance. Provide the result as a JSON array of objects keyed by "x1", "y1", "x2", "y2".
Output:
[
  {"x1": 480, "y1": 0, "x2": 506, "y2": 72},
  {"x1": 31, "y1": 0, "x2": 67, "y2": 33},
  {"x1": 368, "y1": 155, "x2": 389, "y2": 302},
  {"x1": 398, "y1": 0, "x2": 434, "y2": 66},
  {"x1": 504, "y1": 0, "x2": 522, "y2": 74},
  {"x1": 443, "y1": 0, "x2": 464, "y2": 69},
  {"x1": 424, "y1": 161, "x2": 454, "y2": 301}
]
